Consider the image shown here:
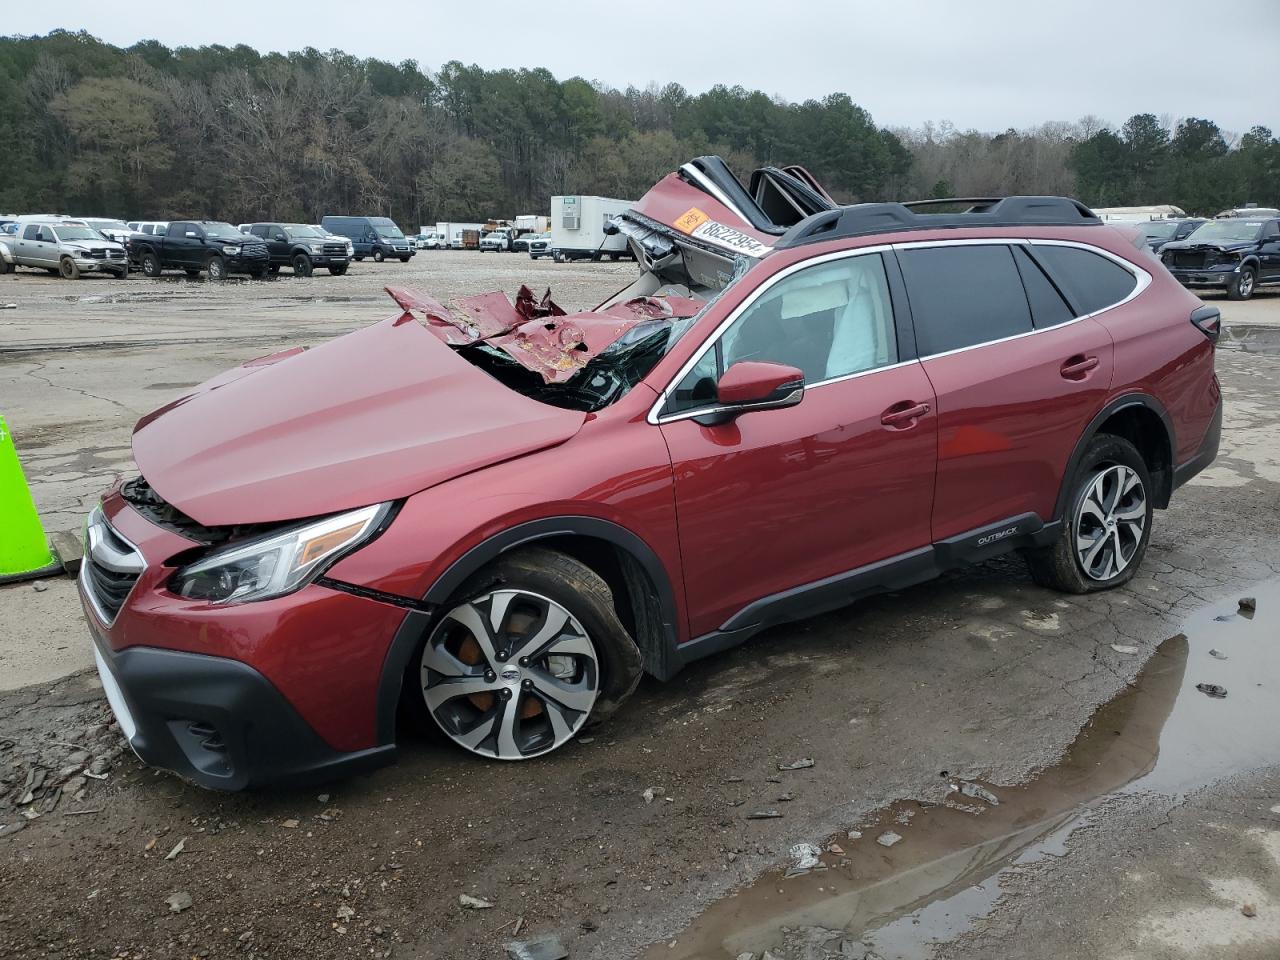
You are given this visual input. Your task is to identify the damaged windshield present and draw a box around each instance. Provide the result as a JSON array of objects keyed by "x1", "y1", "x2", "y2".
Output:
[
  {"x1": 1185, "y1": 221, "x2": 1264, "y2": 244},
  {"x1": 390, "y1": 262, "x2": 749, "y2": 413}
]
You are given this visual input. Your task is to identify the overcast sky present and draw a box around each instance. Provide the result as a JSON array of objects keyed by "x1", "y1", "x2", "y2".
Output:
[{"x1": 9, "y1": 1, "x2": 1278, "y2": 134}]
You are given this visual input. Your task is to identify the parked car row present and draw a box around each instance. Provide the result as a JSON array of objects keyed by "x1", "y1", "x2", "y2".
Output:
[{"x1": 0, "y1": 213, "x2": 424, "y2": 280}]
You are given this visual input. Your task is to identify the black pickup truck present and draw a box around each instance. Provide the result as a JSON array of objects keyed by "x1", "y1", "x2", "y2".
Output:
[
  {"x1": 1160, "y1": 216, "x2": 1280, "y2": 300},
  {"x1": 244, "y1": 223, "x2": 351, "y2": 276},
  {"x1": 130, "y1": 221, "x2": 270, "y2": 280}
]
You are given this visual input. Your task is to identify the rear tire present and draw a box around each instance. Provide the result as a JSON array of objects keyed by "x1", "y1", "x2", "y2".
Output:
[
  {"x1": 59, "y1": 257, "x2": 80, "y2": 280},
  {"x1": 1227, "y1": 266, "x2": 1256, "y2": 301},
  {"x1": 1022, "y1": 434, "x2": 1153, "y2": 593},
  {"x1": 141, "y1": 251, "x2": 162, "y2": 278},
  {"x1": 407, "y1": 547, "x2": 642, "y2": 760}
]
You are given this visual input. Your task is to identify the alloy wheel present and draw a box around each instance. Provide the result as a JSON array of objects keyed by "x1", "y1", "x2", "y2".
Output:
[
  {"x1": 421, "y1": 589, "x2": 600, "y2": 759},
  {"x1": 1074, "y1": 464, "x2": 1146, "y2": 581},
  {"x1": 1239, "y1": 270, "x2": 1255, "y2": 298}
]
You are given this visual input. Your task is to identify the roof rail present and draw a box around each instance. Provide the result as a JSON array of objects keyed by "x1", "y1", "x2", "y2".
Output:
[{"x1": 775, "y1": 196, "x2": 1101, "y2": 249}]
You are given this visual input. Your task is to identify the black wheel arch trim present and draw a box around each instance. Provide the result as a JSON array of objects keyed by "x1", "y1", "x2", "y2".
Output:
[
  {"x1": 1054, "y1": 393, "x2": 1177, "y2": 520},
  {"x1": 373, "y1": 516, "x2": 682, "y2": 745}
]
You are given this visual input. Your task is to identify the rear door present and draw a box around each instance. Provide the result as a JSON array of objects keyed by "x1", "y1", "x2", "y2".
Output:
[
  {"x1": 657, "y1": 250, "x2": 938, "y2": 638},
  {"x1": 1259, "y1": 221, "x2": 1280, "y2": 281},
  {"x1": 897, "y1": 241, "x2": 1117, "y2": 540}
]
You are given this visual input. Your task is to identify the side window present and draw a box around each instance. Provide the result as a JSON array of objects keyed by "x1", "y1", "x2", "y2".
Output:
[
  {"x1": 666, "y1": 254, "x2": 898, "y2": 414},
  {"x1": 168, "y1": 222, "x2": 188, "y2": 237},
  {"x1": 898, "y1": 244, "x2": 1032, "y2": 355},
  {"x1": 1263, "y1": 221, "x2": 1280, "y2": 240},
  {"x1": 1031, "y1": 245, "x2": 1137, "y2": 316},
  {"x1": 1013, "y1": 247, "x2": 1075, "y2": 328},
  {"x1": 23, "y1": 225, "x2": 42, "y2": 240}
]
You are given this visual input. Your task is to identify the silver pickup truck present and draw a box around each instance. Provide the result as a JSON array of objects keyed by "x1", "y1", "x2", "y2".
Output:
[{"x1": 8, "y1": 220, "x2": 128, "y2": 279}]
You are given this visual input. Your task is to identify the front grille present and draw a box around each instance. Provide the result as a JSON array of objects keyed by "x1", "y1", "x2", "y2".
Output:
[
  {"x1": 87, "y1": 248, "x2": 108, "y2": 258},
  {"x1": 107, "y1": 249, "x2": 125, "y2": 259},
  {"x1": 244, "y1": 243, "x2": 268, "y2": 256},
  {"x1": 83, "y1": 558, "x2": 140, "y2": 623},
  {"x1": 120, "y1": 475, "x2": 285, "y2": 547},
  {"x1": 322, "y1": 244, "x2": 346, "y2": 256},
  {"x1": 1170, "y1": 251, "x2": 1207, "y2": 269}
]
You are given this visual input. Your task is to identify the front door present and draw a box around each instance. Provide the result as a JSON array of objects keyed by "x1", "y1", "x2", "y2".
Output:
[{"x1": 657, "y1": 251, "x2": 938, "y2": 639}]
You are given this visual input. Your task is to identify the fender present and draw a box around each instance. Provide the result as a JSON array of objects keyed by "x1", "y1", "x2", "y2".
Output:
[
  {"x1": 372, "y1": 516, "x2": 682, "y2": 745},
  {"x1": 1053, "y1": 392, "x2": 1175, "y2": 521}
]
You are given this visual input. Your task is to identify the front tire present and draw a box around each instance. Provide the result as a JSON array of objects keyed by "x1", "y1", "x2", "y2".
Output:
[
  {"x1": 291, "y1": 253, "x2": 313, "y2": 277},
  {"x1": 59, "y1": 257, "x2": 80, "y2": 280},
  {"x1": 206, "y1": 255, "x2": 227, "y2": 281},
  {"x1": 329, "y1": 264, "x2": 348, "y2": 276},
  {"x1": 1023, "y1": 434, "x2": 1153, "y2": 593},
  {"x1": 1228, "y1": 266, "x2": 1256, "y2": 301},
  {"x1": 373, "y1": 248, "x2": 385, "y2": 263},
  {"x1": 412, "y1": 548, "x2": 642, "y2": 760}
]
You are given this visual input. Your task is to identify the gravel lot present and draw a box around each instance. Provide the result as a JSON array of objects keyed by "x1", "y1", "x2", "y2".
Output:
[{"x1": 2, "y1": 254, "x2": 1280, "y2": 959}]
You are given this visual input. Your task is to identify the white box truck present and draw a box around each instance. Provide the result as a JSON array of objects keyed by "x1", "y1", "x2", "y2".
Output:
[
  {"x1": 550, "y1": 196, "x2": 634, "y2": 262},
  {"x1": 513, "y1": 214, "x2": 550, "y2": 235},
  {"x1": 436, "y1": 221, "x2": 485, "y2": 250}
]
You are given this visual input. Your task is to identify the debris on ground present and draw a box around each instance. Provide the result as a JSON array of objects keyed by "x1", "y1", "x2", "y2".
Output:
[
  {"x1": 876, "y1": 831, "x2": 903, "y2": 848},
  {"x1": 336, "y1": 904, "x2": 355, "y2": 922},
  {"x1": 164, "y1": 838, "x2": 185, "y2": 860},
  {"x1": 459, "y1": 894, "x2": 495, "y2": 909},
  {"x1": 505, "y1": 934, "x2": 568, "y2": 960},
  {"x1": 1110, "y1": 644, "x2": 1139, "y2": 655},
  {"x1": 642, "y1": 787, "x2": 656, "y2": 804},
  {"x1": 1209, "y1": 649, "x2": 1229, "y2": 660},
  {"x1": 1240, "y1": 597, "x2": 1257, "y2": 613},
  {"x1": 1195, "y1": 683, "x2": 1228, "y2": 699},
  {"x1": 777, "y1": 792, "x2": 796, "y2": 802},
  {"x1": 281, "y1": 818, "x2": 300, "y2": 828},
  {"x1": 1243, "y1": 903, "x2": 1258, "y2": 918},
  {"x1": 827, "y1": 842, "x2": 844, "y2": 856},
  {"x1": 959, "y1": 781, "x2": 1000, "y2": 806},
  {"x1": 786, "y1": 842, "x2": 822, "y2": 877},
  {"x1": 164, "y1": 891, "x2": 193, "y2": 913},
  {"x1": 778, "y1": 758, "x2": 815, "y2": 771},
  {"x1": 747, "y1": 810, "x2": 784, "y2": 820},
  {"x1": 847, "y1": 830, "x2": 863, "y2": 840}
]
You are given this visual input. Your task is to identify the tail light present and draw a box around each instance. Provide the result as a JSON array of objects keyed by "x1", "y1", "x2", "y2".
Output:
[{"x1": 1191, "y1": 305, "x2": 1221, "y2": 343}]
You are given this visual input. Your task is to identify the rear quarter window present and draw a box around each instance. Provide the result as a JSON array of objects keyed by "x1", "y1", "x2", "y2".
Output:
[
  {"x1": 898, "y1": 244, "x2": 1033, "y2": 355},
  {"x1": 1031, "y1": 245, "x2": 1138, "y2": 316}
]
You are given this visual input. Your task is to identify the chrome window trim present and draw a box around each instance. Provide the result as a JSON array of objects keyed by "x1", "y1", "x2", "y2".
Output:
[
  {"x1": 646, "y1": 244, "x2": 895, "y2": 425},
  {"x1": 646, "y1": 237, "x2": 1151, "y2": 426}
]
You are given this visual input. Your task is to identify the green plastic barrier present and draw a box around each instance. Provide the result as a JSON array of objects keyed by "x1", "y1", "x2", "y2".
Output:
[{"x1": 0, "y1": 414, "x2": 59, "y2": 579}]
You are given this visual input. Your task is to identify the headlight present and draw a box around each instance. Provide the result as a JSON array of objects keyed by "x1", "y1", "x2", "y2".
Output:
[
  {"x1": 170, "y1": 503, "x2": 391, "y2": 603},
  {"x1": 308, "y1": 242, "x2": 325, "y2": 252},
  {"x1": 221, "y1": 245, "x2": 241, "y2": 255}
]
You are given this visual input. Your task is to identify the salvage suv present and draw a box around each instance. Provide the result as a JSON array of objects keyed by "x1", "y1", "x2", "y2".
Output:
[
  {"x1": 80, "y1": 157, "x2": 1221, "y2": 790},
  {"x1": 1160, "y1": 216, "x2": 1280, "y2": 300}
]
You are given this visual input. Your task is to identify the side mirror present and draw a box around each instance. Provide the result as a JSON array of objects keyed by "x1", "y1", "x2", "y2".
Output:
[{"x1": 696, "y1": 361, "x2": 804, "y2": 425}]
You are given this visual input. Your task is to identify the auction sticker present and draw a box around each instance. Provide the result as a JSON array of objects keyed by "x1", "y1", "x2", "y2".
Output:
[{"x1": 673, "y1": 207, "x2": 771, "y2": 257}]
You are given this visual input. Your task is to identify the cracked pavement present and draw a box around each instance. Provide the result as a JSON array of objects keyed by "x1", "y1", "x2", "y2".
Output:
[{"x1": 1, "y1": 261, "x2": 1279, "y2": 958}]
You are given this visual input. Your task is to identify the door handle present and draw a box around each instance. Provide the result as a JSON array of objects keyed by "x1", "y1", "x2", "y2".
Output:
[
  {"x1": 881, "y1": 401, "x2": 931, "y2": 427},
  {"x1": 1060, "y1": 355, "x2": 1100, "y2": 380}
]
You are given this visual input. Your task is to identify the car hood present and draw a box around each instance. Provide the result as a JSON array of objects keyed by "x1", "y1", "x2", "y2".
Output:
[
  {"x1": 66, "y1": 240, "x2": 124, "y2": 251},
  {"x1": 131, "y1": 314, "x2": 587, "y2": 527},
  {"x1": 1161, "y1": 238, "x2": 1254, "y2": 253}
]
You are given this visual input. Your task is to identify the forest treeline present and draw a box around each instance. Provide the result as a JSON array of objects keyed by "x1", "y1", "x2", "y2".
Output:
[{"x1": 2, "y1": 31, "x2": 1277, "y2": 225}]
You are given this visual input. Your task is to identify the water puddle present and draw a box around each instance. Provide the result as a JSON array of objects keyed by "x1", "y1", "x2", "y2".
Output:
[
  {"x1": 1222, "y1": 324, "x2": 1280, "y2": 355},
  {"x1": 652, "y1": 584, "x2": 1279, "y2": 959}
]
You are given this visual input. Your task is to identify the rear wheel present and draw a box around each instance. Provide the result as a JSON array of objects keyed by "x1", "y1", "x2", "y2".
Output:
[
  {"x1": 1228, "y1": 266, "x2": 1256, "y2": 301},
  {"x1": 291, "y1": 253, "x2": 313, "y2": 277},
  {"x1": 59, "y1": 257, "x2": 80, "y2": 280},
  {"x1": 412, "y1": 548, "x2": 642, "y2": 760},
  {"x1": 206, "y1": 255, "x2": 227, "y2": 281},
  {"x1": 1023, "y1": 434, "x2": 1153, "y2": 593}
]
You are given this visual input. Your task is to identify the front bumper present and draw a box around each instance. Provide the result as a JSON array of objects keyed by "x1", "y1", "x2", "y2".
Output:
[
  {"x1": 88, "y1": 624, "x2": 393, "y2": 791},
  {"x1": 1166, "y1": 264, "x2": 1238, "y2": 288},
  {"x1": 226, "y1": 253, "x2": 270, "y2": 274},
  {"x1": 72, "y1": 257, "x2": 128, "y2": 273},
  {"x1": 78, "y1": 492, "x2": 412, "y2": 790}
]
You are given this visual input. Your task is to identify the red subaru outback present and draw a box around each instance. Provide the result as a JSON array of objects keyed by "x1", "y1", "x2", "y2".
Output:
[{"x1": 80, "y1": 158, "x2": 1221, "y2": 789}]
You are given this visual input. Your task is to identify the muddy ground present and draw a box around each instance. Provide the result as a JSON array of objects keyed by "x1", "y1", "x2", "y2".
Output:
[{"x1": 2, "y1": 255, "x2": 1280, "y2": 959}]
